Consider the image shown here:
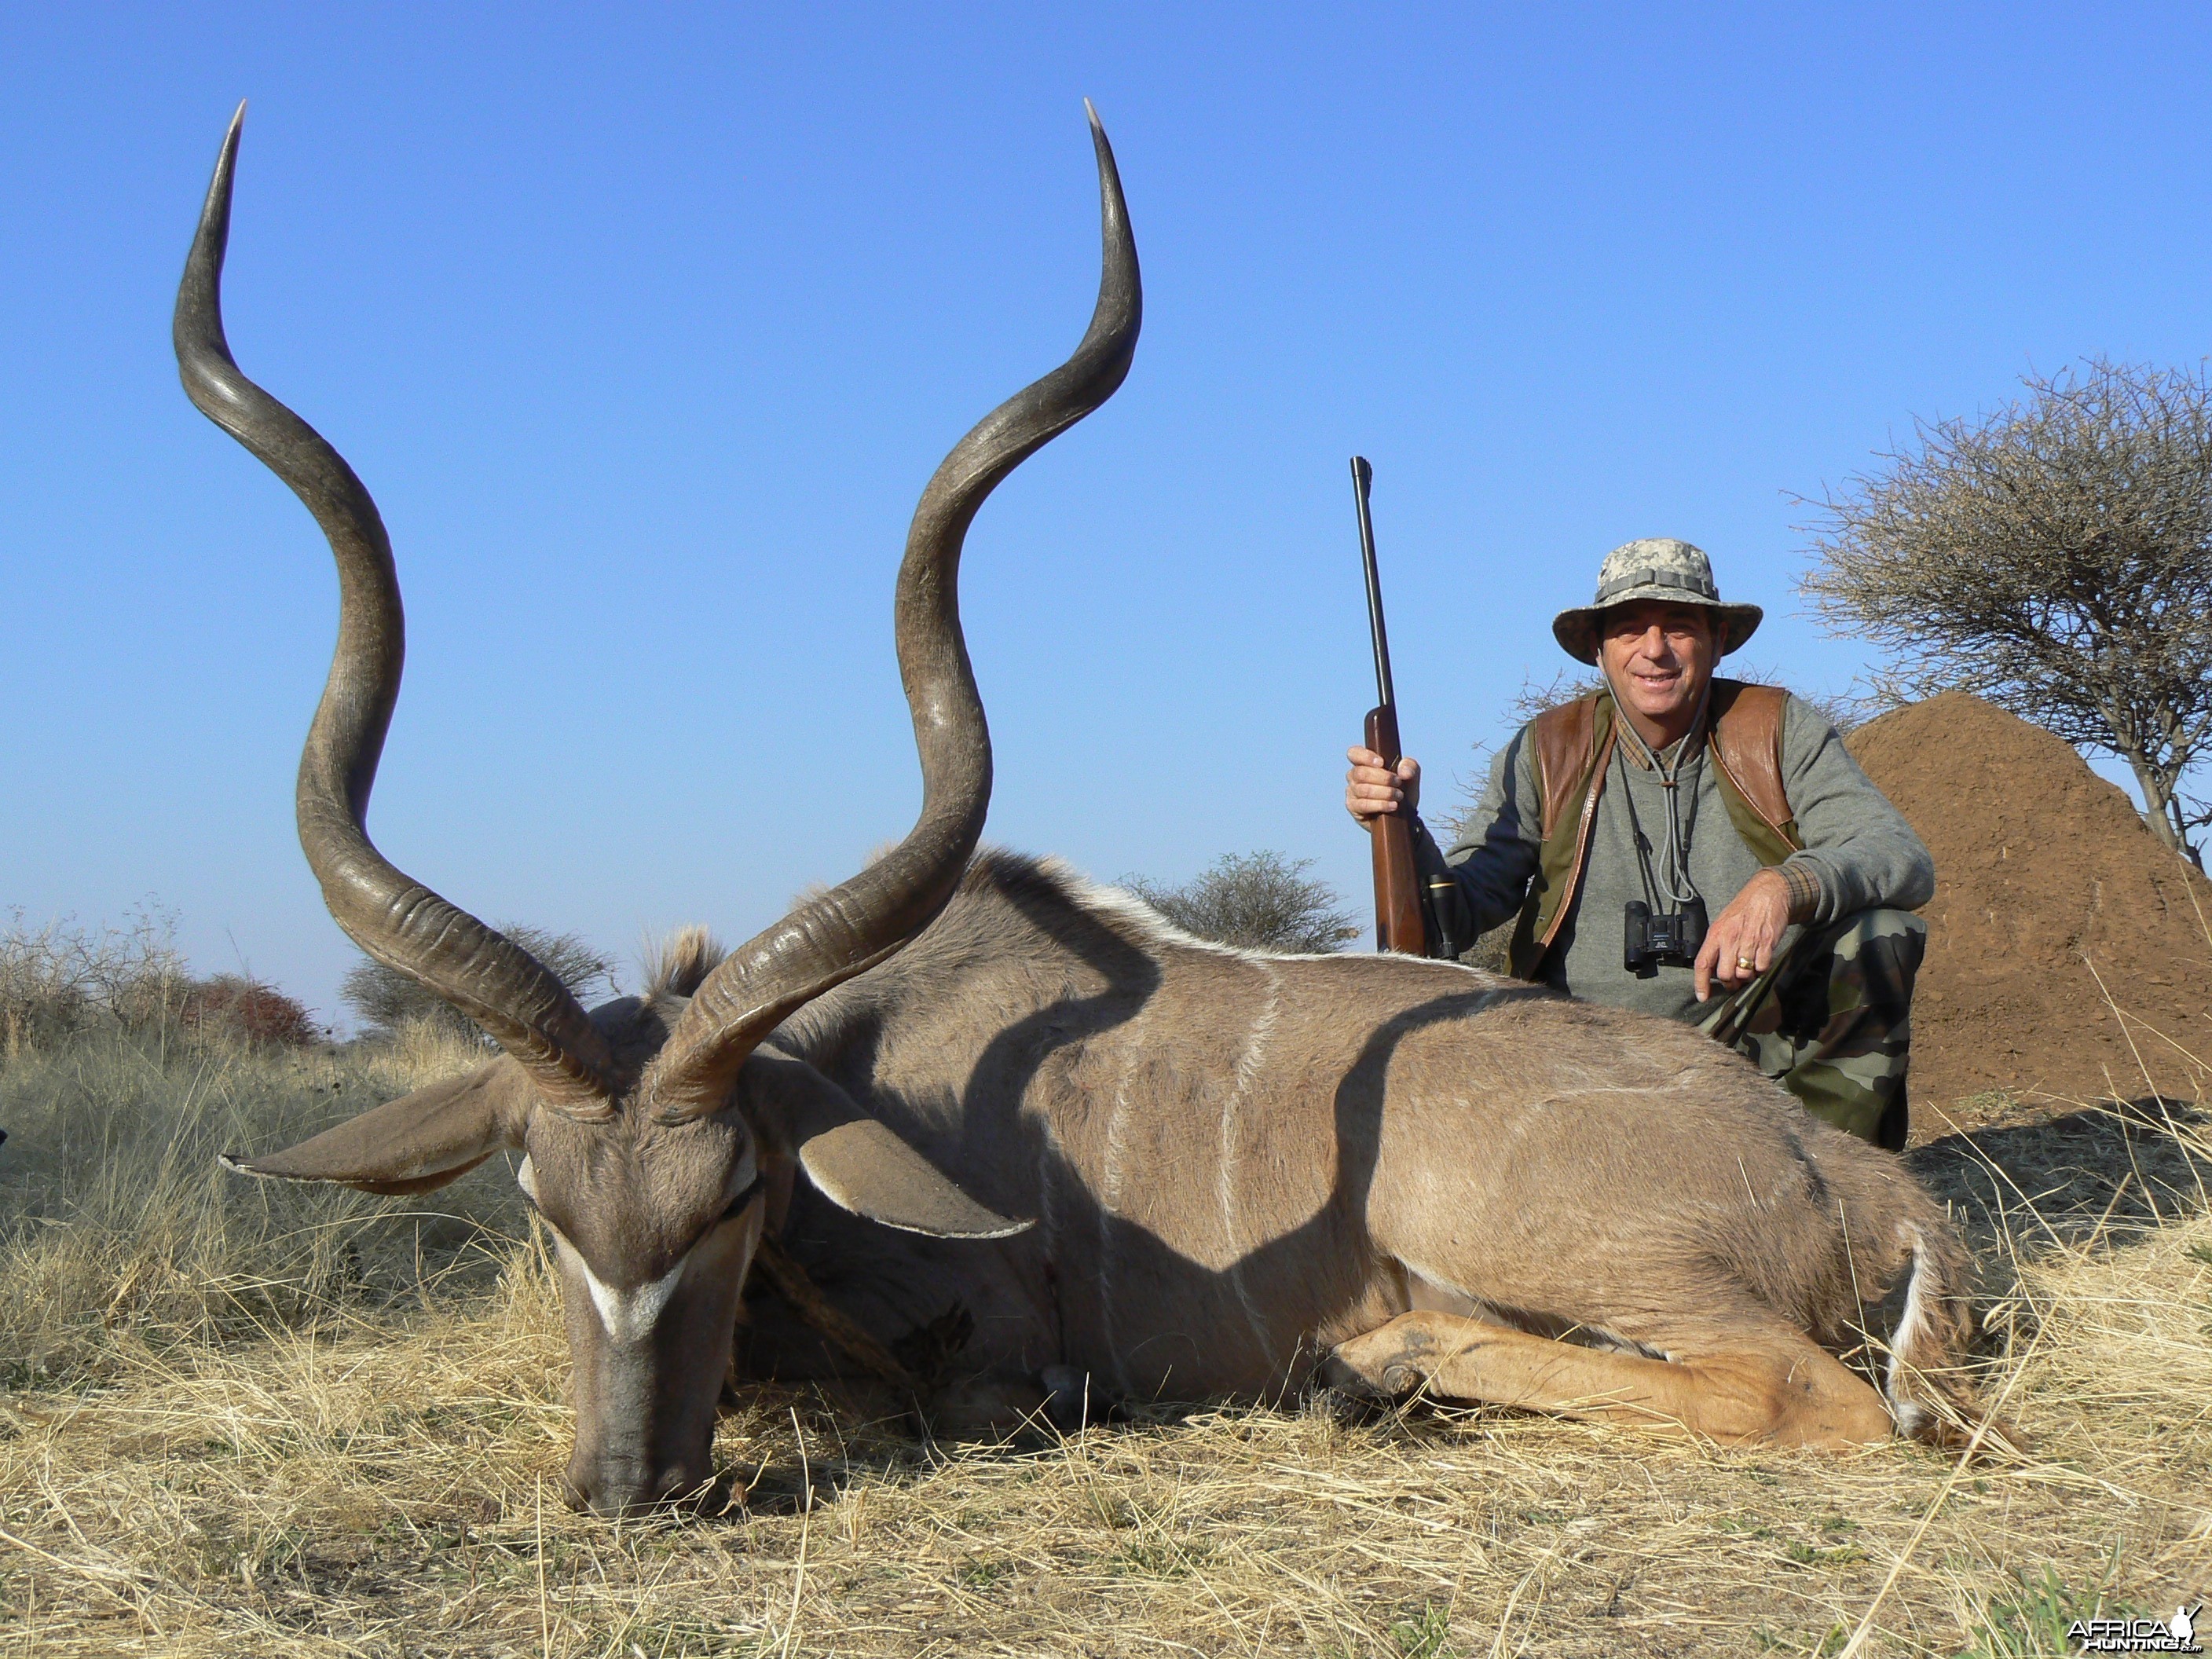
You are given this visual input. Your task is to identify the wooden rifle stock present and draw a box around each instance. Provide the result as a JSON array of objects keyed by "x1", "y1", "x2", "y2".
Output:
[
  {"x1": 1364, "y1": 704, "x2": 1428, "y2": 954},
  {"x1": 1351, "y1": 456, "x2": 1431, "y2": 956}
]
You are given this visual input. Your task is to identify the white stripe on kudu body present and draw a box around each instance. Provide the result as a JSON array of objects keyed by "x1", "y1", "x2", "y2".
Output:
[
  {"x1": 1096, "y1": 1028, "x2": 1141, "y2": 1397},
  {"x1": 1219, "y1": 961, "x2": 1281, "y2": 1364}
]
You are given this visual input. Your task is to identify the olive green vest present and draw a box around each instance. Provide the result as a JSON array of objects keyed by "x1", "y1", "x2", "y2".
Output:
[{"x1": 1507, "y1": 681, "x2": 1805, "y2": 979}]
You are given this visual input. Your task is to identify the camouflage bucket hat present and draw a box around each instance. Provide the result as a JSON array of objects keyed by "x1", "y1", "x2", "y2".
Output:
[{"x1": 1551, "y1": 537, "x2": 1763, "y2": 665}]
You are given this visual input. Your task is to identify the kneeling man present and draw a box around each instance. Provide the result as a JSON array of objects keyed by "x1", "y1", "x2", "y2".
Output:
[{"x1": 1346, "y1": 539, "x2": 1932, "y2": 1148}]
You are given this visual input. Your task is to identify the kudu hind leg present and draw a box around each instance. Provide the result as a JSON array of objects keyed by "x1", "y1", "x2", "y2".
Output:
[{"x1": 1324, "y1": 1312, "x2": 1895, "y2": 1449}]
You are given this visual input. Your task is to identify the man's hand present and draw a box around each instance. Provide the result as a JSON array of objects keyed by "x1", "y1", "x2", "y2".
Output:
[
  {"x1": 1694, "y1": 867, "x2": 1792, "y2": 1001},
  {"x1": 1346, "y1": 746, "x2": 1420, "y2": 824}
]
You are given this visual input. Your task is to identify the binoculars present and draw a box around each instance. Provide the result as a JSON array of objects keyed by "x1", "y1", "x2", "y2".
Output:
[{"x1": 1623, "y1": 898, "x2": 1708, "y2": 976}]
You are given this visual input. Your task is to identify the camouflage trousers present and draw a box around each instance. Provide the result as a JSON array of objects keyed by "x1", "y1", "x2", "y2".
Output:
[{"x1": 1694, "y1": 908, "x2": 1927, "y2": 1149}]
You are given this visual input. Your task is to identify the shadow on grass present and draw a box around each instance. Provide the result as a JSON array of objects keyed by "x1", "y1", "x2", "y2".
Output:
[{"x1": 1909, "y1": 1095, "x2": 2210, "y2": 1259}]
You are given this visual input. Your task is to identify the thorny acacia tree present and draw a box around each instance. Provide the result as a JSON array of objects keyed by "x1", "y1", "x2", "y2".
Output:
[
  {"x1": 1125, "y1": 851, "x2": 1359, "y2": 954},
  {"x1": 1800, "y1": 359, "x2": 2212, "y2": 865}
]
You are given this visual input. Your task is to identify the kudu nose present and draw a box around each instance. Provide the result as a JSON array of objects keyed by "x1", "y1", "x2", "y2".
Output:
[{"x1": 566, "y1": 1457, "x2": 713, "y2": 1518}]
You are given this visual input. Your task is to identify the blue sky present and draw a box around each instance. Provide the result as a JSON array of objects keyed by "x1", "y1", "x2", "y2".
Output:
[{"x1": 4, "y1": 5, "x2": 2208, "y2": 1025}]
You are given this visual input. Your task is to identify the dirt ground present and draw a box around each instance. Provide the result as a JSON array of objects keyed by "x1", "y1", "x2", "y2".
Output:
[{"x1": 1848, "y1": 693, "x2": 2212, "y2": 1122}]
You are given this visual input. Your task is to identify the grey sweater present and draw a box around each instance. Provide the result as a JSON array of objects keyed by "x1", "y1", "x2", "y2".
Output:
[{"x1": 1412, "y1": 693, "x2": 1934, "y2": 1022}]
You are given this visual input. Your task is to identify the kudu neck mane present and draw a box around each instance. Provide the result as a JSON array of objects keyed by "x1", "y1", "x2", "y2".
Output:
[{"x1": 770, "y1": 846, "x2": 1503, "y2": 1060}]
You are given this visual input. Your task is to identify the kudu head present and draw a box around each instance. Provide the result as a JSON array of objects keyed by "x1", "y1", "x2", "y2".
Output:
[{"x1": 177, "y1": 104, "x2": 1140, "y2": 1515}]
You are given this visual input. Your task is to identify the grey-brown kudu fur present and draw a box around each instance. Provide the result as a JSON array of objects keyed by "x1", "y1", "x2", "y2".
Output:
[
  {"x1": 186, "y1": 110, "x2": 2001, "y2": 1518},
  {"x1": 750, "y1": 854, "x2": 1999, "y2": 1452}
]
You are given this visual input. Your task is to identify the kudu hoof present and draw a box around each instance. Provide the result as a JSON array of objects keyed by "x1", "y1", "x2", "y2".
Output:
[
  {"x1": 1313, "y1": 1351, "x2": 1410, "y2": 1412},
  {"x1": 1039, "y1": 1364, "x2": 1117, "y2": 1432}
]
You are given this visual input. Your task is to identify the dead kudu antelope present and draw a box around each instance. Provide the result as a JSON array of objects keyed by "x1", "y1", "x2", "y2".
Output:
[
  {"x1": 179, "y1": 104, "x2": 1132, "y2": 1514},
  {"x1": 186, "y1": 117, "x2": 2003, "y2": 1516}
]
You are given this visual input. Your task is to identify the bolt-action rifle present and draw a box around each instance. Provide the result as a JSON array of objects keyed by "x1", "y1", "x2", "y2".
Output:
[{"x1": 1350, "y1": 457, "x2": 1452, "y2": 957}]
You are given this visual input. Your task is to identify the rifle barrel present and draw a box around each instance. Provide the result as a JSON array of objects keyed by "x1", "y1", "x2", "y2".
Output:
[
  {"x1": 1350, "y1": 456, "x2": 1396, "y2": 718},
  {"x1": 1349, "y1": 454, "x2": 1428, "y2": 957}
]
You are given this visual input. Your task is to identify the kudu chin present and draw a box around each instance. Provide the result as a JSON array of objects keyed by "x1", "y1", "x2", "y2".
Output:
[{"x1": 181, "y1": 104, "x2": 1135, "y2": 1514}]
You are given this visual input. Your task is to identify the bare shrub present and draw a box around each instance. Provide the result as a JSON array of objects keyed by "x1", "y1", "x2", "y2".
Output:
[
  {"x1": 0, "y1": 909, "x2": 325, "y2": 1055},
  {"x1": 1800, "y1": 358, "x2": 2212, "y2": 865},
  {"x1": 0, "y1": 904, "x2": 192, "y2": 1054},
  {"x1": 1125, "y1": 851, "x2": 1358, "y2": 954},
  {"x1": 340, "y1": 925, "x2": 616, "y2": 1044}
]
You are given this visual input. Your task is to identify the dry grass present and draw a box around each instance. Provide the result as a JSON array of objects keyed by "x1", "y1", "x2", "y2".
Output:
[
  {"x1": 0, "y1": 1025, "x2": 515, "y2": 1388},
  {"x1": 2, "y1": 1035, "x2": 2208, "y2": 1656}
]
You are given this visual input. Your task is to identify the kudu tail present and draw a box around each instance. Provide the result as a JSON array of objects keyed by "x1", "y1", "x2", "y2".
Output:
[{"x1": 1883, "y1": 1224, "x2": 2023, "y2": 1455}]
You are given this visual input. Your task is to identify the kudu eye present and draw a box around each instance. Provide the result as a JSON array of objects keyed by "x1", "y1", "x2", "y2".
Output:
[{"x1": 717, "y1": 1169, "x2": 766, "y2": 1225}]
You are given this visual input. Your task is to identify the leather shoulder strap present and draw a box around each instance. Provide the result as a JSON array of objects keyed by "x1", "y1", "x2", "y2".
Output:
[
  {"x1": 1529, "y1": 693, "x2": 1603, "y2": 840},
  {"x1": 1511, "y1": 692, "x2": 1615, "y2": 977},
  {"x1": 1706, "y1": 680, "x2": 1801, "y2": 852}
]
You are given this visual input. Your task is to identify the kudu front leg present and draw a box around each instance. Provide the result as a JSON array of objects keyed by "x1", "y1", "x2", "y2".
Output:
[{"x1": 1323, "y1": 1311, "x2": 1895, "y2": 1450}]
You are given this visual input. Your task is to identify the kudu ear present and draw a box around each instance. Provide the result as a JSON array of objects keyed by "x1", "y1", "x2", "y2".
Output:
[
  {"x1": 222, "y1": 1062, "x2": 531, "y2": 1197},
  {"x1": 743, "y1": 1052, "x2": 1030, "y2": 1240}
]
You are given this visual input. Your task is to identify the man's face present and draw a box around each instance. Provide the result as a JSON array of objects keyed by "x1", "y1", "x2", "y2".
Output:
[{"x1": 1599, "y1": 601, "x2": 1716, "y2": 730}]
